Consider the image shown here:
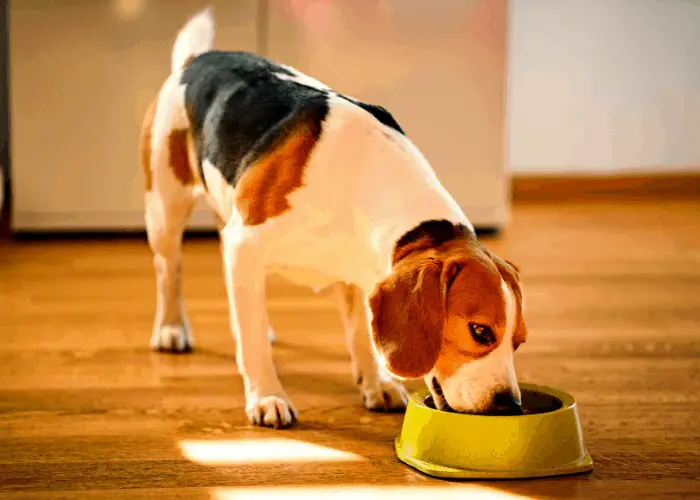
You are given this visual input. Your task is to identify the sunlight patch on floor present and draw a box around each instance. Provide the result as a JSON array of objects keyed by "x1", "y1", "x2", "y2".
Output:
[
  {"x1": 212, "y1": 485, "x2": 532, "y2": 500},
  {"x1": 179, "y1": 438, "x2": 364, "y2": 465}
]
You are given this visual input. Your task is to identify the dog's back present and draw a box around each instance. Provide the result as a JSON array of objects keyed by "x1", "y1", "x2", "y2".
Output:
[
  {"x1": 180, "y1": 50, "x2": 331, "y2": 203},
  {"x1": 142, "y1": 8, "x2": 409, "y2": 228}
]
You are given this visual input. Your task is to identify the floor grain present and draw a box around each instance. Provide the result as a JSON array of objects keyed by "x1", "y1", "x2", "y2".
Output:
[{"x1": 1, "y1": 199, "x2": 699, "y2": 499}]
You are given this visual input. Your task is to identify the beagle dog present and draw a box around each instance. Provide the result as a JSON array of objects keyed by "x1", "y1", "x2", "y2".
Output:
[{"x1": 140, "y1": 9, "x2": 527, "y2": 428}]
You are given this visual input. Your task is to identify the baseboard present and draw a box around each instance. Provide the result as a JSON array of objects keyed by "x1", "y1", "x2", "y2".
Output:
[
  {"x1": 10, "y1": 204, "x2": 509, "y2": 235},
  {"x1": 11, "y1": 209, "x2": 219, "y2": 233},
  {"x1": 511, "y1": 172, "x2": 700, "y2": 202},
  {"x1": 0, "y1": 169, "x2": 8, "y2": 239}
]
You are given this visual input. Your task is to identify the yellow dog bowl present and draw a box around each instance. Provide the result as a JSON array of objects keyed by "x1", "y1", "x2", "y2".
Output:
[{"x1": 395, "y1": 383, "x2": 593, "y2": 479}]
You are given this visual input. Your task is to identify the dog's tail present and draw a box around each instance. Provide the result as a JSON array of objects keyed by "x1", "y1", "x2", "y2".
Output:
[{"x1": 171, "y1": 7, "x2": 215, "y2": 73}]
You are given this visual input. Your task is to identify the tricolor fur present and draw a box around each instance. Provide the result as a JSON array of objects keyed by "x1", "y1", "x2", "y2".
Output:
[{"x1": 140, "y1": 9, "x2": 528, "y2": 428}]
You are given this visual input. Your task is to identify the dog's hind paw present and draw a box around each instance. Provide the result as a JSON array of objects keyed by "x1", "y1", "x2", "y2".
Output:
[
  {"x1": 361, "y1": 378, "x2": 409, "y2": 412},
  {"x1": 246, "y1": 395, "x2": 297, "y2": 428},
  {"x1": 150, "y1": 324, "x2": 194, "y2": 353}
]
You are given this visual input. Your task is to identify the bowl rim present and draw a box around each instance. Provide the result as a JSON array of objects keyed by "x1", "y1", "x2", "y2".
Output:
[{"x1": 411, "y1": 382, "x2": 577, "y2": 418}]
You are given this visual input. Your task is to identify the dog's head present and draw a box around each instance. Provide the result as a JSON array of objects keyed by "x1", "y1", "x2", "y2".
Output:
[{"x1": 368, "y1": 220, "x2": 527, "y2": 414}]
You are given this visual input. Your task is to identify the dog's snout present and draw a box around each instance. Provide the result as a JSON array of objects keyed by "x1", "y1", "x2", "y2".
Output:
[{"x1": 490, "y1": 390, "x2": 523, "y2": 415}]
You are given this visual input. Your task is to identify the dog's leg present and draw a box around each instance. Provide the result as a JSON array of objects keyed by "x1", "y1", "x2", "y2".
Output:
[
  {"x1": 145, "y1": 181, "x2": 196, "y2": 354},
  {"x1": 334, "y1": 283, "x2": 408, "y2": 411},
  {"x1": 221, "y1": 225, "x2": 296, "y2": 428},
  {"x1": 141, "y1": 88, "x2": 197, "y2": 353},
  {"x1": 215, "y1": 213, "x2": 275, "y2": 346}
]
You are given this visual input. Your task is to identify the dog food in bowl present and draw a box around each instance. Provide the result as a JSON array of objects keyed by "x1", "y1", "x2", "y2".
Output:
[{"x1": 423, "y1": 389, "x2": 564, "y2": 415}]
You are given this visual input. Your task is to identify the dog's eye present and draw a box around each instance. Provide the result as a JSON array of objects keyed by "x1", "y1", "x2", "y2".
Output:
[{"x1": 469, "y1": 323, "x2": 495, "y2": 345}]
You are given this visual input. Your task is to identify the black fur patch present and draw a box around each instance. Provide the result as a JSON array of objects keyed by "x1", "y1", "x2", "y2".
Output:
[
  {"x1": 395, "y1": 219, "x2": 474, "y2": 252},
  {"x1": 342, "y1": 97, "x2": 405, "y2": 135},
  {"x1": 181, "y1": 51, "x2": 329, "y2": 187},
  {"x1": 180, "y1": 51, "x2": 405, "y2": 189}
]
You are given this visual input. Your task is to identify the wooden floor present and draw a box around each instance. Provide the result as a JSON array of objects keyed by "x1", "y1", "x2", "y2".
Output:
[{"x1": 1, "y1": 199, "x2": 699, "y2": 499}]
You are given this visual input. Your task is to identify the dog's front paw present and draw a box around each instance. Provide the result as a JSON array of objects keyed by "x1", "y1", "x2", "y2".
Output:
[
  {"x1": 150, "y1": 324, "x2": 193, "y2": 353},
  {"x1": 361, "y1": 378, "x2": 409, "y2": 412},
  {"x1": 246, "y1": 395, "x2": 297, "y2": 428}
]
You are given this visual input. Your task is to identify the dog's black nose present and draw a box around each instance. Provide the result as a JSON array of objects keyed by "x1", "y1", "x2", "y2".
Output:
[{"x1": 490, "y1": 391, "x2": 523, "y2": 415}]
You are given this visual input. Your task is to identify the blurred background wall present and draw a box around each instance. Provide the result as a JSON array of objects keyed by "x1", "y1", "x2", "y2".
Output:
[{"x1": 507, "y1": 0, "x2": 700, "y2": 175}]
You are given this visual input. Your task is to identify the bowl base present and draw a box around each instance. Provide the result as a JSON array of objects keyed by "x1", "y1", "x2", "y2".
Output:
[{"x1": 395, "y1": 438, "x2": 593, "y2": 480}]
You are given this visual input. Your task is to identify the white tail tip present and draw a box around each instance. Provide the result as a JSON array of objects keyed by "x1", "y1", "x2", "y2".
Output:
[{"x1": 172, "y1": 7, "x2": 215, "y2": 72}]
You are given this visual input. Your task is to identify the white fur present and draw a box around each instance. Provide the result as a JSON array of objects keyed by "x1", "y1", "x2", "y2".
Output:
[
  {"x1": 274, "y1": 68, "x2": 332, "y2": 92},
  {"x1": 172, "y1": 7, "x2": 215, "y2": 72},
  {"x1": 201, "y1": 159, "x2": 235, "y2": 222},
  {"x1": 433, "y1": 279, "x2": 520, "y2": 413}
]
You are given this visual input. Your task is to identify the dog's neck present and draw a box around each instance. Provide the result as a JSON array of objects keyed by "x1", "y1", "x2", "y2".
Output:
[
  {"x1": 369, "y1": 201, "x2": 470, "y2": 271},
  {"x1": 351, "y1": 131, "x2": 474, "y2": 292}
]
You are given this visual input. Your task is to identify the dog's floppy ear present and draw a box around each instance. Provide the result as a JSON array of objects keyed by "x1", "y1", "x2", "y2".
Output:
[{"x1": 368, "y1": 257, "x2": 461, "y2": 379}]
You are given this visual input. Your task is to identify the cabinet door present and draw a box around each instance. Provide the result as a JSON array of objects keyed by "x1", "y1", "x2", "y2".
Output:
[
  {"x1": 10, "y1": 0, "x2": 258, "y2": 230},
  {"x1": 266, "y1": 0, "x2": 510, "y2": 228}
]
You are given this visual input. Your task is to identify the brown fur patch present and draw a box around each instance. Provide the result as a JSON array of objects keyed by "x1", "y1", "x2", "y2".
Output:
[
  {"x1": 168, "y1": 129, "x2": 195, "y2": 186},
  {"x1": 139, "y1": 96, "x2": 159, "y2": 191},
  {"x1": 236, "y1": 113, "x2": 322, "y2": 226}
]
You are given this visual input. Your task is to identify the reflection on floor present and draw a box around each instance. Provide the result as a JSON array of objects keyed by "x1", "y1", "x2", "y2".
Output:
[
  {"x1": 179, "y1": 438, "x2": 363, "y2": 464},
  {"x1": 212, "y1": 485, "x2": 529, "y2": 500}
]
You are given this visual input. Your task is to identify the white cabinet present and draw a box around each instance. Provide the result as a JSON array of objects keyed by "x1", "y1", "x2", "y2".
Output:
[
  {"x1": 9, "y1": 0, "x2": 258, "y2": 230},
  {"x1": 10, "y1": 0, "x2": 509, "y2": 231},
  {"x1": 266, "y1": 0, "x2": 510, "y2": 228}
]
